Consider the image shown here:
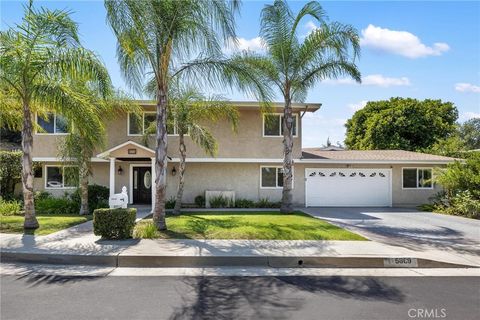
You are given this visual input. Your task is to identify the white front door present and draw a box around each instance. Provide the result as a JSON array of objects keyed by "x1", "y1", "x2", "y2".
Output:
[{"x1": 305, "y1": 168, "x2": 392, "y2": 207}]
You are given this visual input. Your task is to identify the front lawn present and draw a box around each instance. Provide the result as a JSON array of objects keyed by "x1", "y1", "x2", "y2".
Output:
[
  {"x1": 0, "y1": 214, "x2": 92, "y2": 235},
  {"x1": 133, "y1": 211, "x2": 366, "y2": 240}
]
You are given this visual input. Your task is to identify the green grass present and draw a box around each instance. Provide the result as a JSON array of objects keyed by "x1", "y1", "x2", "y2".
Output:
[
  {"x1": 0, "y1": 213, "x2": 92, "y2": 235},
  {"x1": 133, "y1": 211, "x2": 366, "y2": 240}
]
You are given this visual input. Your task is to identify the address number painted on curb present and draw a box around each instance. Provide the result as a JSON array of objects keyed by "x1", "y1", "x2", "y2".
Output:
[{"x1": 384, "y1": 257, "x2": 418, "y2": 268}]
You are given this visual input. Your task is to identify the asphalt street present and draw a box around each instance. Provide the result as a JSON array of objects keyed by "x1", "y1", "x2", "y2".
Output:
[{"x1": 1, "y1": 275, "x2": 479, "y2": 320}]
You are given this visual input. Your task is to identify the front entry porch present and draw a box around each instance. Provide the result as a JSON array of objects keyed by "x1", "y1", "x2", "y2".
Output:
[{"x1": 97, "y1": 141, "x2": 157, "y2": 208}]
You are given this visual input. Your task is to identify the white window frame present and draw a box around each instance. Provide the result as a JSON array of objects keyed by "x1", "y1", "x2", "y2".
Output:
[
  {"x1": 35, "y1": 113, "x2": 70, "y2": 135},
  {"x1": 260, "y1": 165, "x2": 294, "y2": 189},
  {"x1": 262, "y1": 113, "x2": 298, "y2": 137},
  {"x1": 44, "y1": 165, "x2": 78, "y2": 189},
  {"x1": 401, "y1": 167, "x2": 434, "y2": 190},
  {"x1": 128, "y1": 112, "x2": 180, "y2": 136}
]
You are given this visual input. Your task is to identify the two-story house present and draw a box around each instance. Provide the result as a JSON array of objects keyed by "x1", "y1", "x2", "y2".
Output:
[{"x1": 31, "y1": 101, "x2": 455, "y2": 208}]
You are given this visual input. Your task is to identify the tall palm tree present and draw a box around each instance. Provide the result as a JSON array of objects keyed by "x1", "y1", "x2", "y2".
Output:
[
  {"x1": 144, "y1": 86, "x2": 239, "y2": 214},
  {"x1": 105, "y1": 0, "x2": 268, "y2": 230},
  {"x1": 0, "y1": 1, "x2": 112, "y2": 228},
  {"x1": 236, "y1": 0, "x2": 361, "y2": 213}
]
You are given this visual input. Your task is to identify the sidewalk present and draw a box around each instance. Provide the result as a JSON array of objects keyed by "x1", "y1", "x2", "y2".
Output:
[{"x1": 1, "y1": 207, "x2": 478, "y2": 269}]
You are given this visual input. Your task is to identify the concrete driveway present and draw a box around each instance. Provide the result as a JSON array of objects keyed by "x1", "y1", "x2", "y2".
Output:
[{"x1": 302, "y1": 207, "x2": 480, "y2": 266}]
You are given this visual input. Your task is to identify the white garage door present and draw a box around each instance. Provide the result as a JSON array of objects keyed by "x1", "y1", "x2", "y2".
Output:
[{"x1": 305, "y1": 168, "x2": 392, "y2": 207}]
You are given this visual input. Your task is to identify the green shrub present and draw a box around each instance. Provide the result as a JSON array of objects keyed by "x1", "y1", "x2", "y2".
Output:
[
  {"x1": 235, "y1": 198, "x2": 255, "y2": 208},
  {"x1": 0, "y1": 151, "x2": 22, "y2": 200},
  {"x1": 166, "y1": 197, "x2": 176, "y2": 209},
  {"x1": 35, "y1": 196, "x2": 79, "y2": 214},
  {"x1": 70, "y1": 184, "x2": 110, "y2": 214},
  {"x1": 194, "y1": 195, "x2": 205, "y2": 208},
  {"x1": 93, "y1": 208, "x2": 137, "y2": 240},
  {"x1": 418, "y1": 203, "x2": 435, "y2": 212},
  {"x1": 34, "y1": 191, "x2": 51, "y2": 201},
  {"x1": 133, "y1": 221, "x2": 159, "y2": 239},
  {"x1": 443, "y1": 191, "x2": 480, "y2": 219},
  {"x1": 255, "y1": 198, "x2": 281, "y2": 208},
  {"x1": 209, "y1": 195, "x2": 233, "y2": 208},
  {"x1": 0, "y1": 199, "x2": 22, "y2": 216}
]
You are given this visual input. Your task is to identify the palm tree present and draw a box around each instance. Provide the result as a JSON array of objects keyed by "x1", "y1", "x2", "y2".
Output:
[
  {"x1": 58, "y1": 83, "x2": 138, "y2": 215},
  {"x1": 0, "y1": 1, "x2": 112, "y2": 228},
  {"x1": 144, "y1": 86, "x2": 239, "y2": 214},
  {"x1": 236, "y1": 0, "x2": 361, "y2": 213},
  {"x1": 105, "y1": 0, "x2": 269, "y2": 230}
]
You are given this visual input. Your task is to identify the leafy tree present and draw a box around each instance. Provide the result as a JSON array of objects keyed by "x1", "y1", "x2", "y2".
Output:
[
  {"x1": 0, "y1": 1, "x2": 112, "y2": 228},
  {"x1": 105, "y1": 0, "x2": 267, "y2": 230},
  {"x1": 144, "y1": 86, "x2": 239, "y2": 214},
  {"x1": 0, "y1": 151, "x2": 22, "y2": 199},
  {"x1": 345, "y1": 98, "x2": 458, "y2": 151},
  {"x1": 459, "y1": 118, "x2": 480, "y2": 150},
  {"x1": 234, "y1": 0, "x2": 360, "y2": 212}
]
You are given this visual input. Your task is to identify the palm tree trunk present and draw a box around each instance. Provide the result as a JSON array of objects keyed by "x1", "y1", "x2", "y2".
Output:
[
  {"x1": 173, "y1": 133, "x2": 186, "y2": 215},
  {"x1": 152, "y1": 86, "x2": 168, "y2": 230},
  {"x1": 79, "y1": 161, "x2": 89, "y2": 215},
  {"x1": 281, "y1": 96, "x2": 294, "y2": 213},
  {"x1": 21, "y1": 101, "x2": 39, "y2": 229}
]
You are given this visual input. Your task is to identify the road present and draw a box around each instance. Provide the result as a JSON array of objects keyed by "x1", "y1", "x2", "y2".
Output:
[{"x1": 2, "y1": 274, "x2": 479, "y2": 320}]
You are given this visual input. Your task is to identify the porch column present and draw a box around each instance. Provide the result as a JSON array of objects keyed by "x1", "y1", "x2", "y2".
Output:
[
  {"x1": 151, "y1": 157, "x2": 156, "y2": 211},
  {"x1": 109, "y1": 157, "x2": 115, "y2": 197}
]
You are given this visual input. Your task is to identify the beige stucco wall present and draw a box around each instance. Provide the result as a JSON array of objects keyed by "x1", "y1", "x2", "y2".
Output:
[
  {"x1": 32, "y1": 107, "x2": 303, "y2": 159},
  {"x1": 33, "y1": 161, "x2": 443, "y2": 207}
]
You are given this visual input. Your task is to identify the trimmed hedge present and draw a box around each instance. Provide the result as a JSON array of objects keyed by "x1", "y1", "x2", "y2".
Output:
[{"x1": 93, "y1": 208, "x2": 136, "y2": 240}]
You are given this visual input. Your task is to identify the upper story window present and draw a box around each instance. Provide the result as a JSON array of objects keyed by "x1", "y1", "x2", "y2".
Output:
[
  {"x1": 45, "y1": 165, "x2": 78, "y2": 189},
  {"x1": 37, "y1": 113, "x2": 69, "y2": 134},
  {"x1": 263, "y1": 114, "x2": 298, "y2": 137},
  {"x1": 402, "y1": 168, "x2": 433, "y2": 189},
  {"x1": 128, "y1": 112, "x2": 178, "y2": 135}
]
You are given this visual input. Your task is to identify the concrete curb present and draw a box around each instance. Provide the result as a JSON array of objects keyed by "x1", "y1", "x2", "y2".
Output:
[{"x1": 1, "y1": 251, "x2": 476, "y2": 269}]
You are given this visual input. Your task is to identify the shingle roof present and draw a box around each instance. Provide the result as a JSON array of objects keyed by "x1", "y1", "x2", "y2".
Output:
[{"x1": 301, "y1": 149, "x2": 456, "y2": 162}]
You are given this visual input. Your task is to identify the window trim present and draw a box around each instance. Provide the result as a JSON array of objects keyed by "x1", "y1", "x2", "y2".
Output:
[
  {"x1": 44, "y1": 165, "x2": 78, "y2": 190},
  {"x1": 401, "y1": 167, "x2": 434, "y2": 190},
  {"x1": 127, "y1": 112, "x2": 180, "y2": 136},
  {"x1": 35, "y1": 113, "x2": 70, "y2": 135},
  {"x1": 259, "y1": 165, "x2": 294, "y2": 189},
  {"x1": 262, "y1": 113, "x2": 299, "y2": 138}
]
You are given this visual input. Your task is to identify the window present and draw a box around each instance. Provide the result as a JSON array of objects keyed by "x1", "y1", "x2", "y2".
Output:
[
  {"x1": 45, "y1": 166, "x2": 78, "y2": 189},
  {"x1": 402, "y1": 168, "x2": 433, "y2": 189},
  {"x1": 37, "y1": 113, "x2": 69, "y2": 134},
  {"x1": 128, "y1": 112, "x2": 179, "y2": 135},
  {"x1": 261, "y1": 166, "x2": 291, "y2": 188},
  {"x1": 128, "y1": 112, "x2": 156, "y2": 135},
  {"x1": 263, "y1": 114, "x2": 297, "y2": 137}
]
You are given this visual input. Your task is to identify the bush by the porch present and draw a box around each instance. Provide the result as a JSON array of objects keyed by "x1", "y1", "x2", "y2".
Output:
[{"x1": 93, "y1": 208, "x2": 136, "y2": 240}]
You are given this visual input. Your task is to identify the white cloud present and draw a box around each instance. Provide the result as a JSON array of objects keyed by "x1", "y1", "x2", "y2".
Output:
[
  {"x1": 304, "y1": 20, "x2": 317, "y2": 36},
  {"x1": 302, "y1": 113, "x2": 347, "y2": 147},
  {"x1": 360, "y1": 24, "x2": 450, "y2": 59},
  {"x1": 223, "y1": 37, "x2": 265, "y2": 54},
  {"x1": 455, "y1": 83, "x2": 480, "y2": 93},
  {"x1": 323, "y1": 74, "x2": 411, "y2": 87},
  {"x1": 459, "y1": 112, "x2": 480, "y2": 122},
  {"x1": 348, "y1": 100, "x2": 368, "y2": 111}
]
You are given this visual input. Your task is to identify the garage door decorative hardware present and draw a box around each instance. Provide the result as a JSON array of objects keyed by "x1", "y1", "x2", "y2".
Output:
[{"x1": 308, "y1": 171, "x2": 388, "y2": 178}]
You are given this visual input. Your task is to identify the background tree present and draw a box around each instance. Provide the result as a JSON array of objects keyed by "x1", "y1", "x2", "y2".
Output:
[
  {"x1": 105, "y1": 0, "x2": 268, "y2": 230},
  {"x1": 0, "y1": 1, "x2": 112, "y2": 228},
  {"x1": 458, "y1": 118, "x2": 480, "y2": 150},
  {"x1": 144, "y1": 86, "x2": 239, "y2": 214},
  {"x1": 345, "y1": 98, "x2": 458, "y2": 151},
  {"x1": 234, "y1": 0, "x2": 360, "y2": 213}
]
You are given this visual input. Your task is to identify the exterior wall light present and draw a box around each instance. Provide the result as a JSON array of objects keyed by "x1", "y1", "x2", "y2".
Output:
[
  {"x1": 118, "y1": 166, "x2": 124, "y2": 175},
  {"x1": 171, "y1": 166, "x2": 177, "y2": 176}
]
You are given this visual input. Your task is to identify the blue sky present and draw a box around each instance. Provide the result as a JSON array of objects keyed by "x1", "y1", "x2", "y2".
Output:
[{"x1": 2, "y1": 0, "x2": 479, "y2": 147}]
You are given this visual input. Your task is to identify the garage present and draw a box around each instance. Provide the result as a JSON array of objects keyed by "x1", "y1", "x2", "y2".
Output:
[{"x1": 305, "y1": 168, "x2": 392, "y2": 207}]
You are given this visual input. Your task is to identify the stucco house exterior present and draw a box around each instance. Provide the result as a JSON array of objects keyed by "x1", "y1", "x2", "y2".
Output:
[{"x1": 31, "y1": 101, "x2": 455, "y2": 208}]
